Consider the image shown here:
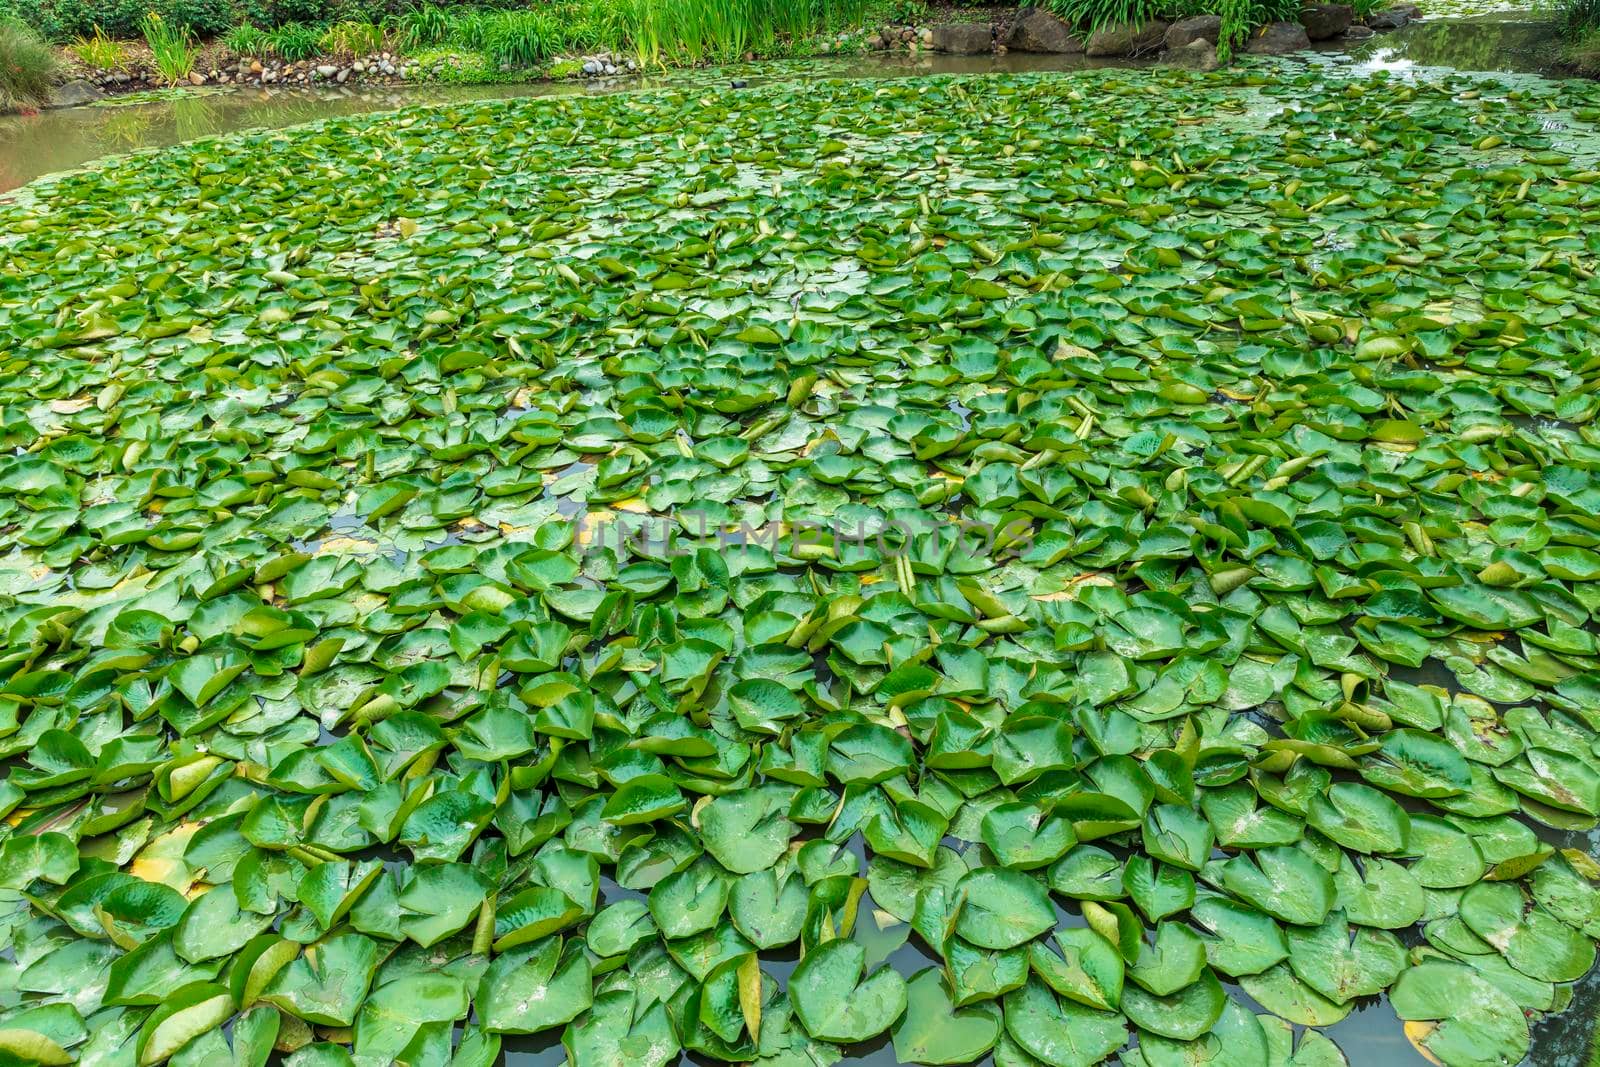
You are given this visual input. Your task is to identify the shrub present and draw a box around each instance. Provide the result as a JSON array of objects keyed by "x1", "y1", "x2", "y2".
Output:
[
  {"x1": 264, "y1": 20, "x2": 324, "y2": 58},
  {"x1": 71, "y1": 23, "x2": 126, "y2": 67},
  {"x1": 0, "y1": 16, "x2": 57, "y2": 109},
  {"x1": 141, "y1": 10, "x2": 198, "y2": 82}
]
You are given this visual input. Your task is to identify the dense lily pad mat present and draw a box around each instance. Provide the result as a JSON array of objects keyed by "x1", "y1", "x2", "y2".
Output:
[{"x1": 3, "y1": 63, "x2": 1600, "y2": 1067}]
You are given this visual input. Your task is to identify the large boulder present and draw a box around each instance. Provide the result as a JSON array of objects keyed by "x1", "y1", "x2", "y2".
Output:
[
  {"x1": 1365, "y1": 6, "x2": 1416, "y2": 28},
  {"x1": 47, "y1": 79, "x2": 105, "y2": 108},
  {"x1": 1164, "y1": 38, "x2": 1219, "y2": 70},
  {"x1": 1084, "y1": 19, "x2": 1170, "y2": 56},
  {"x1": 1005, "y1": 7, "x2": 1084, "y2": 52},
  {"x1": 1299, "y1": 3, "x2": 1353, "y2": 39},
  {"x1": 930, "y1": 22, "x2": 993, "y2": 53},
  {"x1": 1165, "y1": 14, "x2": 1222, "y2": 49},
  {"x1": 1245, "y1": 20, "x2": 1312, "y2": 52}
]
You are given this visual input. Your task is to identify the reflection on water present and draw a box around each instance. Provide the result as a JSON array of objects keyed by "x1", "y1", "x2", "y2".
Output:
[{"x1": 1337, "y1": 13, "x2": 1566, "y2": 75}]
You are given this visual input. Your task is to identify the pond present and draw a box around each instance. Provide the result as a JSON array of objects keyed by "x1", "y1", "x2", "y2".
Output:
[
  {"x1": 0, "y1": 19, "x2": 1571, "y2": 195},
  {"x1": 2, "y1": 12, "x2": 1600, "y2": 1067}
]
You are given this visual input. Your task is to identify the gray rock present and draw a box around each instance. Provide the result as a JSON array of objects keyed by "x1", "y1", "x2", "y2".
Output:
[
  {"x1": 1005, "y1": 7, "x2": 1083, "y2": 52},
  {"x1": 1245, "y1": 20, "x2": 1312, "y2": 52},
  {"x1": 336, "y1": 67, "x2": 350, "y2": 82},
  {"x1": 316, "y1": 64, "x2": 338, "y2": 78},
  {"x1": 1344, "y1": 23, "x2": 1375, "y2": 37},
  {"x1": 930, "y1": 22, "x2": 992, "y2": 53},
  {"x1": 1164, "y1": 14, "x2": 1221, "y2": 49},
  {"x1": 1299, "y1": 3, "x2": 1353, "y2": 39},
  {"x1": 47, "y1": 78, "x2": 105, "y2": 108},
  {"x1": 1165, "y1": 38, "x2": 1219, "y2": 70},
  {"x1": 582, "y1": 59, "x2": 600, "y2": 74},
  {"x1": 1084, "y1": 19, "x2": 1169, "y2": 56},
  {"x1": 1364, "y1": 7, "x2": 1412, "y2": 27}
]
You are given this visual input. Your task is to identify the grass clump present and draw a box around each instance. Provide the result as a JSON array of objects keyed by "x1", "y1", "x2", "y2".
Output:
[
  {"x1": 611, "y1": 0, "x2": 869, "y2": 66},
  {"x1": 0, "y1": 16, "x2": 57, "y2": 108},
  {"x1": 263, "y1": 19, "x2": 322, "y2": 58},
  {"x1": 320, "y1": 18, "x2": 384, "y2": 55},
  {"x1": 140, "y1": 10, "x2": 198, "y2": 83},
  {"x1": 71, "y1": 24, "x2": 127, "y2": 68}
]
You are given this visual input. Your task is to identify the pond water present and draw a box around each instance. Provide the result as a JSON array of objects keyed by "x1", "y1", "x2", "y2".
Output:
[
  {"x1": 0, "y1": 16, "x2": 1569, "y2": 194},
  {"x1": 3, "y1": 13, "x2": 1597, "y2": 1067}
]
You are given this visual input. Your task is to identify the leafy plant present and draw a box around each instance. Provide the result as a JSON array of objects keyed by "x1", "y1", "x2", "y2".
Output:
[
  {"x1": 4, "y1": 64, "x2": 1600, "y2": 1067},
  {"x1": 70, "y1": 24, "x2": 126, "y2": 69},
  {"x1": 1561, "y1": 0, "x2": 1600, "y2": 36},
  {"x1": 390, "y1": 1, "x2": 453, "y2": 48},
  {"x1": 321, "y1": 18, "x2": 385, "y2": 55},
  {"x1": 0, "y1": 15, "x2": 56, "y2": 108},
  {"x1": 139, "y1": 10, "x2": 197, "y2": 84},
  {"x1": 1049, "y1": 0, "x2": 1168, "y2": 33},
  {"x1": 223, "y1": 21, "x2": 269, "y2": 55},
  {"x1": 459, "y1": 8, "x2": 560, "y2": 66},
  {"x1": 264, "y1": 19, "x2": 323, "y2": 59}
]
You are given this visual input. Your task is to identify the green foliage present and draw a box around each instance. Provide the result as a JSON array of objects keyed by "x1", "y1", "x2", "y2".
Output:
[
  {"x1": 0, "y1": 16, "x2": 57, "y2": 109},
  {"x1": 1561, "y1": 0, "x2": 1600, "y2": 37},
  {"x1": 1214, "y1": 0, "x2": 1295, "y2": 57},
  {"x1": 70, "y1": 23, "x2": 128, "y2": 67},
  {"x1": 263, "y1": 19, "x2": 323, "y2": 57},
  {"x1": 611, "y1": 0, "x2": 868, "y2": 66},
  {"x1": 320, "y1": 17, "x2": 385, "y2": 54},
  {"x1": 223, "y1": 21, "x2": 269, "y2": 53},
  {"x1": 479, "y1": 10, "x2": 561, "y2": 66},
  {"x1": 24, "y1": 0, "x2": 232, "y2": 41},
  {"x1": 1048, "y1": 0, "x2": 1168, "y2": 34},
  {"x1": 139, "y1": 10, "x2": 198, "y2": 83},
  {"x1": 390, "y1": 1, "x2": 453, "y2": 47},
  {"x1": 7, "y1": 66, "x2": 1600, "y2": 1067}
]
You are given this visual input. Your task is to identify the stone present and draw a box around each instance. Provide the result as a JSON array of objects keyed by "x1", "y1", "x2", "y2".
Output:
[
  {"x1": 1084, "y1": 19, "x2": 1169, "y2": 56},
  {"x1": 1165, "y1": 14, "x2": 1221, "y2": 49},
  {"x1": 1344, "y1": 23, "x2": 1375, "y2": 37},
  {"x1": 919, "y1": 27, "x2": 934, "y2": 45},
  {"x1": 1245, "y1": 20, "x2": 1312, "y2": 52},
  {"x1": 1299, "y1": 3, "x2": 1353, "y2": 39},
  {"x1": 929, "y1": 22, "x2": 992, "y2": 54},
  {"x1": 1364, "y1": 7, "x2": 1412, "y2": 28},
  {"x1": 336, "y1": 67, "x2": 350, "y2": 82},
  {"x1": 47, "y1": 78, "x2": 105, "y2": 108},
  {"x1": 867, "y1": 33, "x2": 884, "y2": 48},
  {"x1": 1005, "y1": 7, "x2": 1083, "y2": 52},
  {"x1": 187, "y1": 71, "x2": 207, "y2": 85},
  {"x1": 1165, "y1": 38, "x2": 1219, "y2": 70},
  {"x1": 316, "y1": 64, "x2": 338, "y2": 78}
]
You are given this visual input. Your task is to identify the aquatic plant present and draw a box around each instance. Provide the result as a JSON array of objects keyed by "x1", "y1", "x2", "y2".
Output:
[
  {"x1": 70, "y1": 24, "x2": 126, "y2": 69},
  {"x1": 1, "y1": 67, "x2": 1599, "y2": 1067},
  {"x1": 139, "y1": 10, "x2": 196, "y2": 84},
  {"x1": 0, "y1": 16, "x2": 58, "y2": 107}
]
